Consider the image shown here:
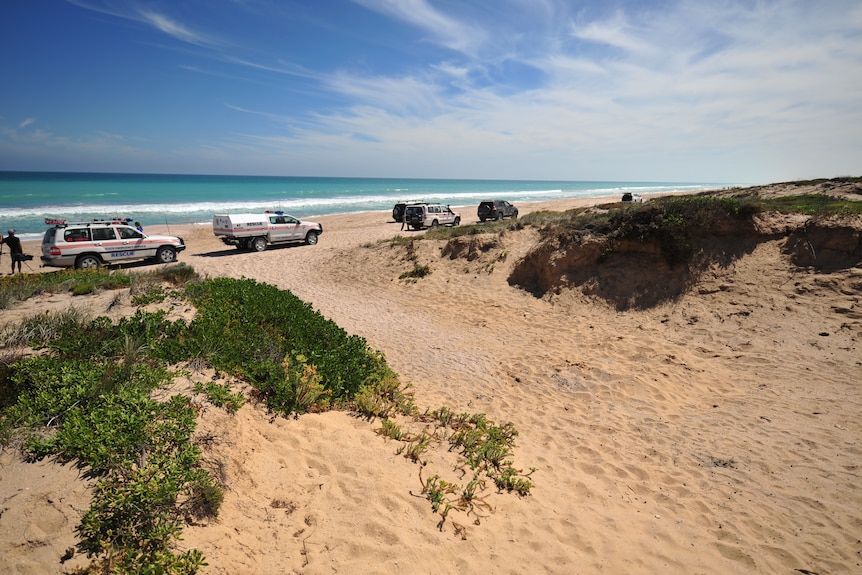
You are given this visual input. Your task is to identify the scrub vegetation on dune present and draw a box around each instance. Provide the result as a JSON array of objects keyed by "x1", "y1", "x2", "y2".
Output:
[
  {"x1": 416, "y1": 181, "x2": 862, "y2": 310},
  {"x1": 0, "y1": 266, "x2": 533, "y2": 574}
]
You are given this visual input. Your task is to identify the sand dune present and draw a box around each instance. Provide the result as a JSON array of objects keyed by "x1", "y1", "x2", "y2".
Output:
[{"x1": 1, "y1": 185, "x2": 860, "y2": 574}]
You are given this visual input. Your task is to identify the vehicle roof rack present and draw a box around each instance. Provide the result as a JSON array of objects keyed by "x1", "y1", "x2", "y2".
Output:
[{"x1": 45, "y1": 217, "x2": 133, "y2": 227}]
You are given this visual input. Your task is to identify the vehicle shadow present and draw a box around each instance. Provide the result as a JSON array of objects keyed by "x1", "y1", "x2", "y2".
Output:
[
  {"x1": 108, "y1": 258, "x2": 183, "y2": 270},
  {"x1": 192, "y1": 248, "x2": 240, "y2": 258},
  {"x1": 194, "y1": 243, "x2": 310, "y2": 258}
]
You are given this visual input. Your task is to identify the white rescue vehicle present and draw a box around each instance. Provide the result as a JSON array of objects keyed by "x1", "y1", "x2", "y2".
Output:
[
  {"x1": 212, "y1": 211, "x2": 323, "y2": 251},
  {"x1": 40, "y1": 217, "x2": 186, "y2": 269}
]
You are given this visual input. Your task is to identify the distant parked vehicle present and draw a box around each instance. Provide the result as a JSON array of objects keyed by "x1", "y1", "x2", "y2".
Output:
[
  {"x1": 621, "y1": 192, "x2": 643, "y2": 203},
  {"x1": 404, "y1": 203, "x2": 461, "y2": 230},
  {"x1": 477, "y1": 200, "x2": 518, "y2": 222}
]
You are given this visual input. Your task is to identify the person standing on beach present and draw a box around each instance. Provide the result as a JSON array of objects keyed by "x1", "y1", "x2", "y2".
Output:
[{"x1": 2, "y1": 229, "x2": 25, "y2": 274}]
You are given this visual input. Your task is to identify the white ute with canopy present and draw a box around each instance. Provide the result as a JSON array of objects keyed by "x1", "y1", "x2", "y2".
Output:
[{"x1": 212, "y1": 211, "x2": 323, "y2": 251}]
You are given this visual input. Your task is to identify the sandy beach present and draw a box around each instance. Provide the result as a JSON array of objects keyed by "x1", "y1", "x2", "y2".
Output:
[{"x1": 2, "y1": 186, "x2": 861, "y2": 574}]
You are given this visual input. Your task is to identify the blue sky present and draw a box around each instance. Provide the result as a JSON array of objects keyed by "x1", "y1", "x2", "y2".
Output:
[{"x1": 1, "y1": 0, "x2": 860, "y2": 182}]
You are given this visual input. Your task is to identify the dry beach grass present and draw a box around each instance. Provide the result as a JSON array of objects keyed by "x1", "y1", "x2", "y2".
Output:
[{"x1": 1, "y1": 182, "x2": 861, "y2": 574}]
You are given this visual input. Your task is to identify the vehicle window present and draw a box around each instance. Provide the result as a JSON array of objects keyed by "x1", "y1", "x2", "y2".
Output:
[
  {"x1": 118, "y1": 227, "x2": 142, "y2": 240},
  {"x1": 92, "y1": 227, "x2": 116, "y2": 241},
  {"x1": 64, "y1": 229, "x2": 91, "y2": 242},
  {"x1": 285, "y1": 216, "x2": 299, "y2": 224},
  {"x1": 43, "y1": 228, "x2": 57, "y2": 244}
]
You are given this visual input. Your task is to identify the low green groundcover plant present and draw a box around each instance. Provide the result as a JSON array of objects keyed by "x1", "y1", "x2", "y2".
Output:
[
  {"x1": 1, "y1": 264, "x2": 533, "y2": 572},
  {"x1": 181, "y1": 277, "x2": 387, "y2": 413},
  {"x1": 1, "y1": 356, "x2": 215, "y2": 574}
]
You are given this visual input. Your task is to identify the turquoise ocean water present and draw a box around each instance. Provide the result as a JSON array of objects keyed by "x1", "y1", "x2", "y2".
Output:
[{"x1": 0, "y1": 172, "x2": 734, "y2": 241}]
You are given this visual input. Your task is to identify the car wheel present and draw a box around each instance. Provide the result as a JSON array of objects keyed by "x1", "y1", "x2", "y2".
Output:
[
  {"x1": 156, "y1": 246, "x2": 177, "y2": 264},
  {"x1": 513, "y1": 210, "x2": 519, "y2": 218},
  {"x1": 305, "y1": 230, "x2": 319, "y2": 245},
  {"x1": 431, "y1": 220, "x2": 439, "y2": 228},
  {"x1": 479, "y1": 217, "x2": 486, "y2": 222},
  {"x1": 75, "y1": 254, "x2": 101, "y2": 269},
  {"x1": 453, "y1": 216, "x2": 461, "y2": 226},
  {"x1": 251, "y1": 237, "x2": 267, "y2": 252},
  {"x1": 496, "y1": 212, "x2": 503, "y2": 221}
]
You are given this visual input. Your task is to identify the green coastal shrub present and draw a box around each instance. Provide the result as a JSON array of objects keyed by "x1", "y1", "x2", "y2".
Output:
[
  {"x1": 43, "y1": 310, "x2": 184, "y2": 361},
  {"x1": 194, "y1": 381, "x2": 245, "y2": 412},
  {"x1": 757, "y1": 193, "x2": 862, "y2": 215},
  {"x1": 399, "y1": 262, "x2": 431, "y2": 279},
  {"x1": 0, "y1": 265, "x2": 196, "y2": 312},
  {"x1": 1, "y1": 264, "x2": 533, "y2": 567},
  {"x1": 2, "y1": 355, "x2": 218, "y2": 574},
  {"x1": 183, "y1": 277, "x2": 387, "y2": 414}
]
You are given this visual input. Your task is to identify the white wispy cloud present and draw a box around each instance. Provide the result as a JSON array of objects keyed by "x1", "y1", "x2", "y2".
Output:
[
  {"x1": 0, "y1": 123, "x2": 151, "y2": 169},
  {"x1": 351, "y1": 0, "x2": 486, "y2": 54},
  {"x1": 570, "y1": 9, "x2": 651, "y2": 54},
  {"x1": 135, "y1": 8, "x2": 212, "y2": 46},
  {"x1": 261, "y1": 0, "x2": 862, "y2": 180},
  {"x1": 66, "y1": 0, "x2": 219, "y2": 47},
  {"x1": 324, "y1": 71, "x2": 446, "y2": 117},
  {"x1": 22, "y1": 0, "x2": 861, "y2": 180}
]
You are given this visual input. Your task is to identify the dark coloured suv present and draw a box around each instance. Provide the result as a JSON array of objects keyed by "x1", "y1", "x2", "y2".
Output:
[{"x1": 477, "y1": 200, "x2": 518, "y2": 222}]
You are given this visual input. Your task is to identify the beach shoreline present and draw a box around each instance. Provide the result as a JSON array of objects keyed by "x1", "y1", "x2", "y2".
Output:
[
  {"x1": 1, "y1": 171, "x2": 731, "y2": 241},
  {"x1": 12, "y1": 192, "x2": 651, "y2": 261}
]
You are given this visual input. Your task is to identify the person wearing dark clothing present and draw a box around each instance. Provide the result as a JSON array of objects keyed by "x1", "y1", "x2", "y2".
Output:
[{"x1": 2, "y1": 229, "x2": 25, "y2": 274}]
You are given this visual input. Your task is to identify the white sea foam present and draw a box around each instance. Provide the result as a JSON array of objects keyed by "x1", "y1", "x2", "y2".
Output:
[{"x1": 2, "y1": 186, "x2": 713, "y2": 218}]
